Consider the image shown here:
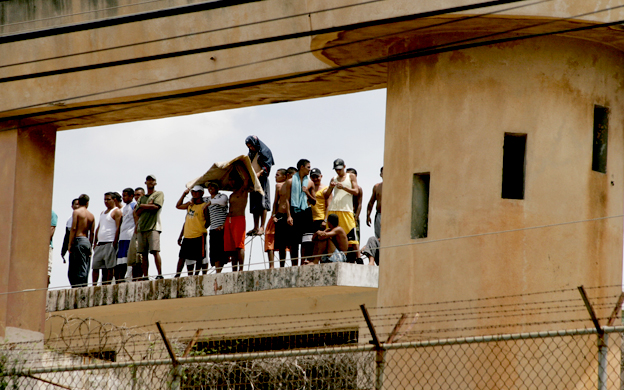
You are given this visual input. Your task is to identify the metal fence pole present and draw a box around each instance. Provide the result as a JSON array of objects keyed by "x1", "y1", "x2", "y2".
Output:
[
  {"x1": 598, "y1": 334, "x2": 608, "y2": 390},
  {"x1": 360, "y1": 304, "x2": 385, "y2": 390},
  {"x1": 156, "y1": 322, "x2": 181, "y2": 390}
]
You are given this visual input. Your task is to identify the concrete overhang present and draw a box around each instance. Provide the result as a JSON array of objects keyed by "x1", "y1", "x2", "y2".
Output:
[{"x1": 45, "y1": 263, "x2": 379, "y2": 335}]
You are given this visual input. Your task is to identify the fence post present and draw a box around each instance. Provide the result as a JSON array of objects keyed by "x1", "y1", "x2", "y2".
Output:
[
  {"x1": 578, "y1": 286, "x2": 608, "y2": 390},
  {"x1": 156, "y1": 322, "x2": 181, "y2": 390},
  {"x1": 597, "y1": 334, "x2": 608, "y2": 390},
  {"x1": 360, "y1": 304, "x2": 385, "y2": 390}
]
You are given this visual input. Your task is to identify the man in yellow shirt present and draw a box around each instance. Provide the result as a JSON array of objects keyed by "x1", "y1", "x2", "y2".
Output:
[{"x1": 175, "y1": 185, "x2": 209, "y2": 276}]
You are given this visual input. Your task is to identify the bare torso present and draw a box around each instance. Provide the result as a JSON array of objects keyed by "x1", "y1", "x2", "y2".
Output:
[
  {"x1": 228, "y1": 188, "x2": 248, "y2": 217},
  {"x1": 276, "y1": 180, "x2": 291, "y2": 214},
  {"x1": 329, "y1": 226, "x2": 348, "y2": 252},
  {"x1": 373, "y1": 182, "x2": 382, "y2": 212},
  {"x1": 72, "y1": 207, "x2": 95, "y2": 238}
]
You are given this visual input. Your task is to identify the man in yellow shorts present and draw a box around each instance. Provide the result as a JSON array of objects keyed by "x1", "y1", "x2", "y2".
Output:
[{"x1": 325, "y1": 159, "x2": 359, "y2": 263}]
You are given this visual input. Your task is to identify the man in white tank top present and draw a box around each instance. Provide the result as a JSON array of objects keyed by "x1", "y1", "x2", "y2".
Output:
[
  {"x1": 325, "y1": 158, "x2": 360, "y2": 262},
  {"x1": 92, "y1": 192, "x2": 122, "y2": 285}
]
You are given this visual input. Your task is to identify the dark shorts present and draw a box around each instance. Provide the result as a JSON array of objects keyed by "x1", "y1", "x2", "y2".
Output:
[
  {"x1": 291, "y1": 207, "x2": 313, "y2": 246},
  {"x1": 274, "y1": 213, "x2": 293, "y2": 250},
  {"x1": 179, "y1": 234, "x2": 206, "y2": 261},
  {"x1": 209, "y1": 229, "x2": 226, "y2": 266},
  {"x1": 250, "y1": 175, "x2": 271, "y2": 214},
  {"x1": 312, "y1": 219, "x2": 325, "y2": 233}
]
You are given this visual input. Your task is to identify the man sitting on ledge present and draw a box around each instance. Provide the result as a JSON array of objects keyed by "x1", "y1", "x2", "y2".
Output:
[{"x1": 308, "y1": 213, "x2": 348, "y2": 264}]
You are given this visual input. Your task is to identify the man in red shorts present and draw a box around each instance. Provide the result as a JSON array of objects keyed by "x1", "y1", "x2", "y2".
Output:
[{"x1": 224, "y1": 175, "x2": 249, "y2": 272}]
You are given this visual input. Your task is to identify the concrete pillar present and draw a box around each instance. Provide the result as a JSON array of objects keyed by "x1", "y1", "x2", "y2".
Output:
[
  {"x1": 0, "y1": 121, "x2": 56, "y2": 342},
  {"x1": 379, "y1": 35, "x2": 624, "y2": 331}
]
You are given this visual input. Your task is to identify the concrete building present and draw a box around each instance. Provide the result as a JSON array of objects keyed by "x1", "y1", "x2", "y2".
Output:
[{"x1": 1, "y1": 1, "x2": 623, "y2": 381}]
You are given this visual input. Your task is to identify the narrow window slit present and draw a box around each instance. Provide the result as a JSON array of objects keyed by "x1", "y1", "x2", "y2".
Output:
[
  {"x1": 411, "y1": 173, "x2": 430, "y2": 239},
  {"x1": 502, "y1": 133, "x2": 527, "y2": 200},
  {"x1": 592, "y1": 105, "x2": 609, "y2": 173}
]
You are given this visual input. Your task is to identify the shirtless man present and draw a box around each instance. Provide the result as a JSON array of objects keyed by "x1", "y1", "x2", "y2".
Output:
[
  {"x1": 366, "y1": 167, "x2": 383, "y2": 239},
  {"x1": 312, "y1": 214, "x2": 348, "y2": 264},
  {"x1": 224, "y1": 174, "x2": 249, "y2": 272},
  {"x1": 271, "y1": 169, "x2": 292, "y2": 268},
  {"x1": 68, "y1": 194, "x2": 95, "y2": 288}
]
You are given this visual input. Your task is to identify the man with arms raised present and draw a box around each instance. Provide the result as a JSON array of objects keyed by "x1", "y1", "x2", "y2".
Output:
[
  {"x1": 68, "y1": 194, "x2": 95, "y2": 287},
  {"x1": 224, "y1": 173, "x2": 249, "y2": 272},
  {"x1": 175, "y1": 186, "x2": 209, "y2": 276},
  {"x1": 312, "y1": 214, "x2": 348, "y2": 264},
  {"x1": 134, "y1": 175, "x2": 165, "y2": 279}
]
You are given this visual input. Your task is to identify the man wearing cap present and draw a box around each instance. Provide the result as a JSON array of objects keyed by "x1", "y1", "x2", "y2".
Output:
[
  {"x1": 175, "y1": 186, "x2": 210, "y2": 276},
  {"x1": 325, "y1": 159, "x2": 360, "y2": 262},
  {"x1": 134, "y1": 174, "x2": 165, "y2": 280}
]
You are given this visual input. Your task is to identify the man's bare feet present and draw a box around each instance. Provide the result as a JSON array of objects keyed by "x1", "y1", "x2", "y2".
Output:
[{"x1": 256, "y1": 227, "x2": 264, "y2": 236}]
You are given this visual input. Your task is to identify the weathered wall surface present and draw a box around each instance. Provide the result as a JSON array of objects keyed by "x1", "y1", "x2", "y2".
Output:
[
  {"x1": 380, "y1": 34, "x2": 624, "y2": 332},
  {"x1": 3, "y1": 0, "x2": 624, "y2": 130}
]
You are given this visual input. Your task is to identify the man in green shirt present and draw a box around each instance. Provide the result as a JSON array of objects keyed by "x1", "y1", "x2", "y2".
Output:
[{"x1": 134, "y1": 174, "x2": 165, "y2": 280}]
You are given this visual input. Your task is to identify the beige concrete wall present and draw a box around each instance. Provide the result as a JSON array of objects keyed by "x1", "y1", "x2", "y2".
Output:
[
  {"x1": 380, "y1": 34, "x2": 624, "y2": 333},
  {"x1": 4, "y1": 0, "x2": 624, "y2": 130},
  {"x1": 0, "y1": 122, "x2": 56, "y2": 340}
]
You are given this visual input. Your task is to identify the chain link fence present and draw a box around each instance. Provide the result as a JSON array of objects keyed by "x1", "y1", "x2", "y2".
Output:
[{"x1": 2, "y1": 325, "x2": 623, "y2": 389}]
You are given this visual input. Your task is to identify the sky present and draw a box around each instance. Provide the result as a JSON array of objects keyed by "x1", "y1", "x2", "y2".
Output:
[{"x1": 49, "y1": 89, "x2": 387, "y2": 288}]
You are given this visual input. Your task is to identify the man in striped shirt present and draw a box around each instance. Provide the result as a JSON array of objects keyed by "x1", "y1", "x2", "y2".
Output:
[{"x1": 205, "y1": 182, "x2": 228, "y2": 273}]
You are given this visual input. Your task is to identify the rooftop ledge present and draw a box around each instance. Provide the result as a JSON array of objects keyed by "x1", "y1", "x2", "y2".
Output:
[{"x1": 46, "y1": 263, "x2": 379, "y2": 313}]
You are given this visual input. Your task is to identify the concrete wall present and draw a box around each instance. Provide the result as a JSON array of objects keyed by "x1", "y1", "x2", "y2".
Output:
[
  {"x1": 3, "y1": 0, "x2": 624, "y2": 130},
  {"x1": 380, "y1": 34, "x2": 624, "y2": 332}
]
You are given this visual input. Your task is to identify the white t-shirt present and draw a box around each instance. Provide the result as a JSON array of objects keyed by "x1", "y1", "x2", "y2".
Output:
[{"x1": 119, "y1": 201, "x2": 136, "y2": 241}]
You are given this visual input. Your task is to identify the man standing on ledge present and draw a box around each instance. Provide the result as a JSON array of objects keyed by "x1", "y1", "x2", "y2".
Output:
[
  {"x1": 68, "y1": 194, "x2": 95, "y2": 287},
  {"x1": 326, "y1": 159, "x2": 359, "y2": 263},
  {"x1": 224, "y1": 174, "x2": 249, "y2": 272},
  {"x1": 245, "y1": 135, "x2": 274, "y2": 236},
  {"x1": 134, "y1": 174, "x2": 165, "y2": 280},
  {"x1": 366, "y1": 167, "x2": 383, "y2": 240}
]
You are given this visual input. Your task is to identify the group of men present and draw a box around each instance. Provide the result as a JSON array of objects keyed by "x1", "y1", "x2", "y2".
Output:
[
  {"x1": 53, "y1": 135, "x2": 383, "y2": 287},
  {"x1": 60, "y1": 175, "x2": 165, "y2": 287},
  {"x1": 260, "y1": 159, "x2": 383, "y2": 267}
]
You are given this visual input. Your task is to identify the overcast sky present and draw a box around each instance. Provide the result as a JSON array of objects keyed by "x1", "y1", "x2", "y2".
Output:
[{"x1": 49, "y1": 89, "x2": 387, "y2": 288}]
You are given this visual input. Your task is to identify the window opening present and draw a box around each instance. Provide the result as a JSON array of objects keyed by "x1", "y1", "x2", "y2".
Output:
[
  {"x1": 592, "y1": 105, "x2": 609, "y2": 173},
  {"x1": 502, "y1": 133, "x2": 527, "y2": 199},
  {"x1": 411, "y1": 173, "x2": 430, "y2": 239}
]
